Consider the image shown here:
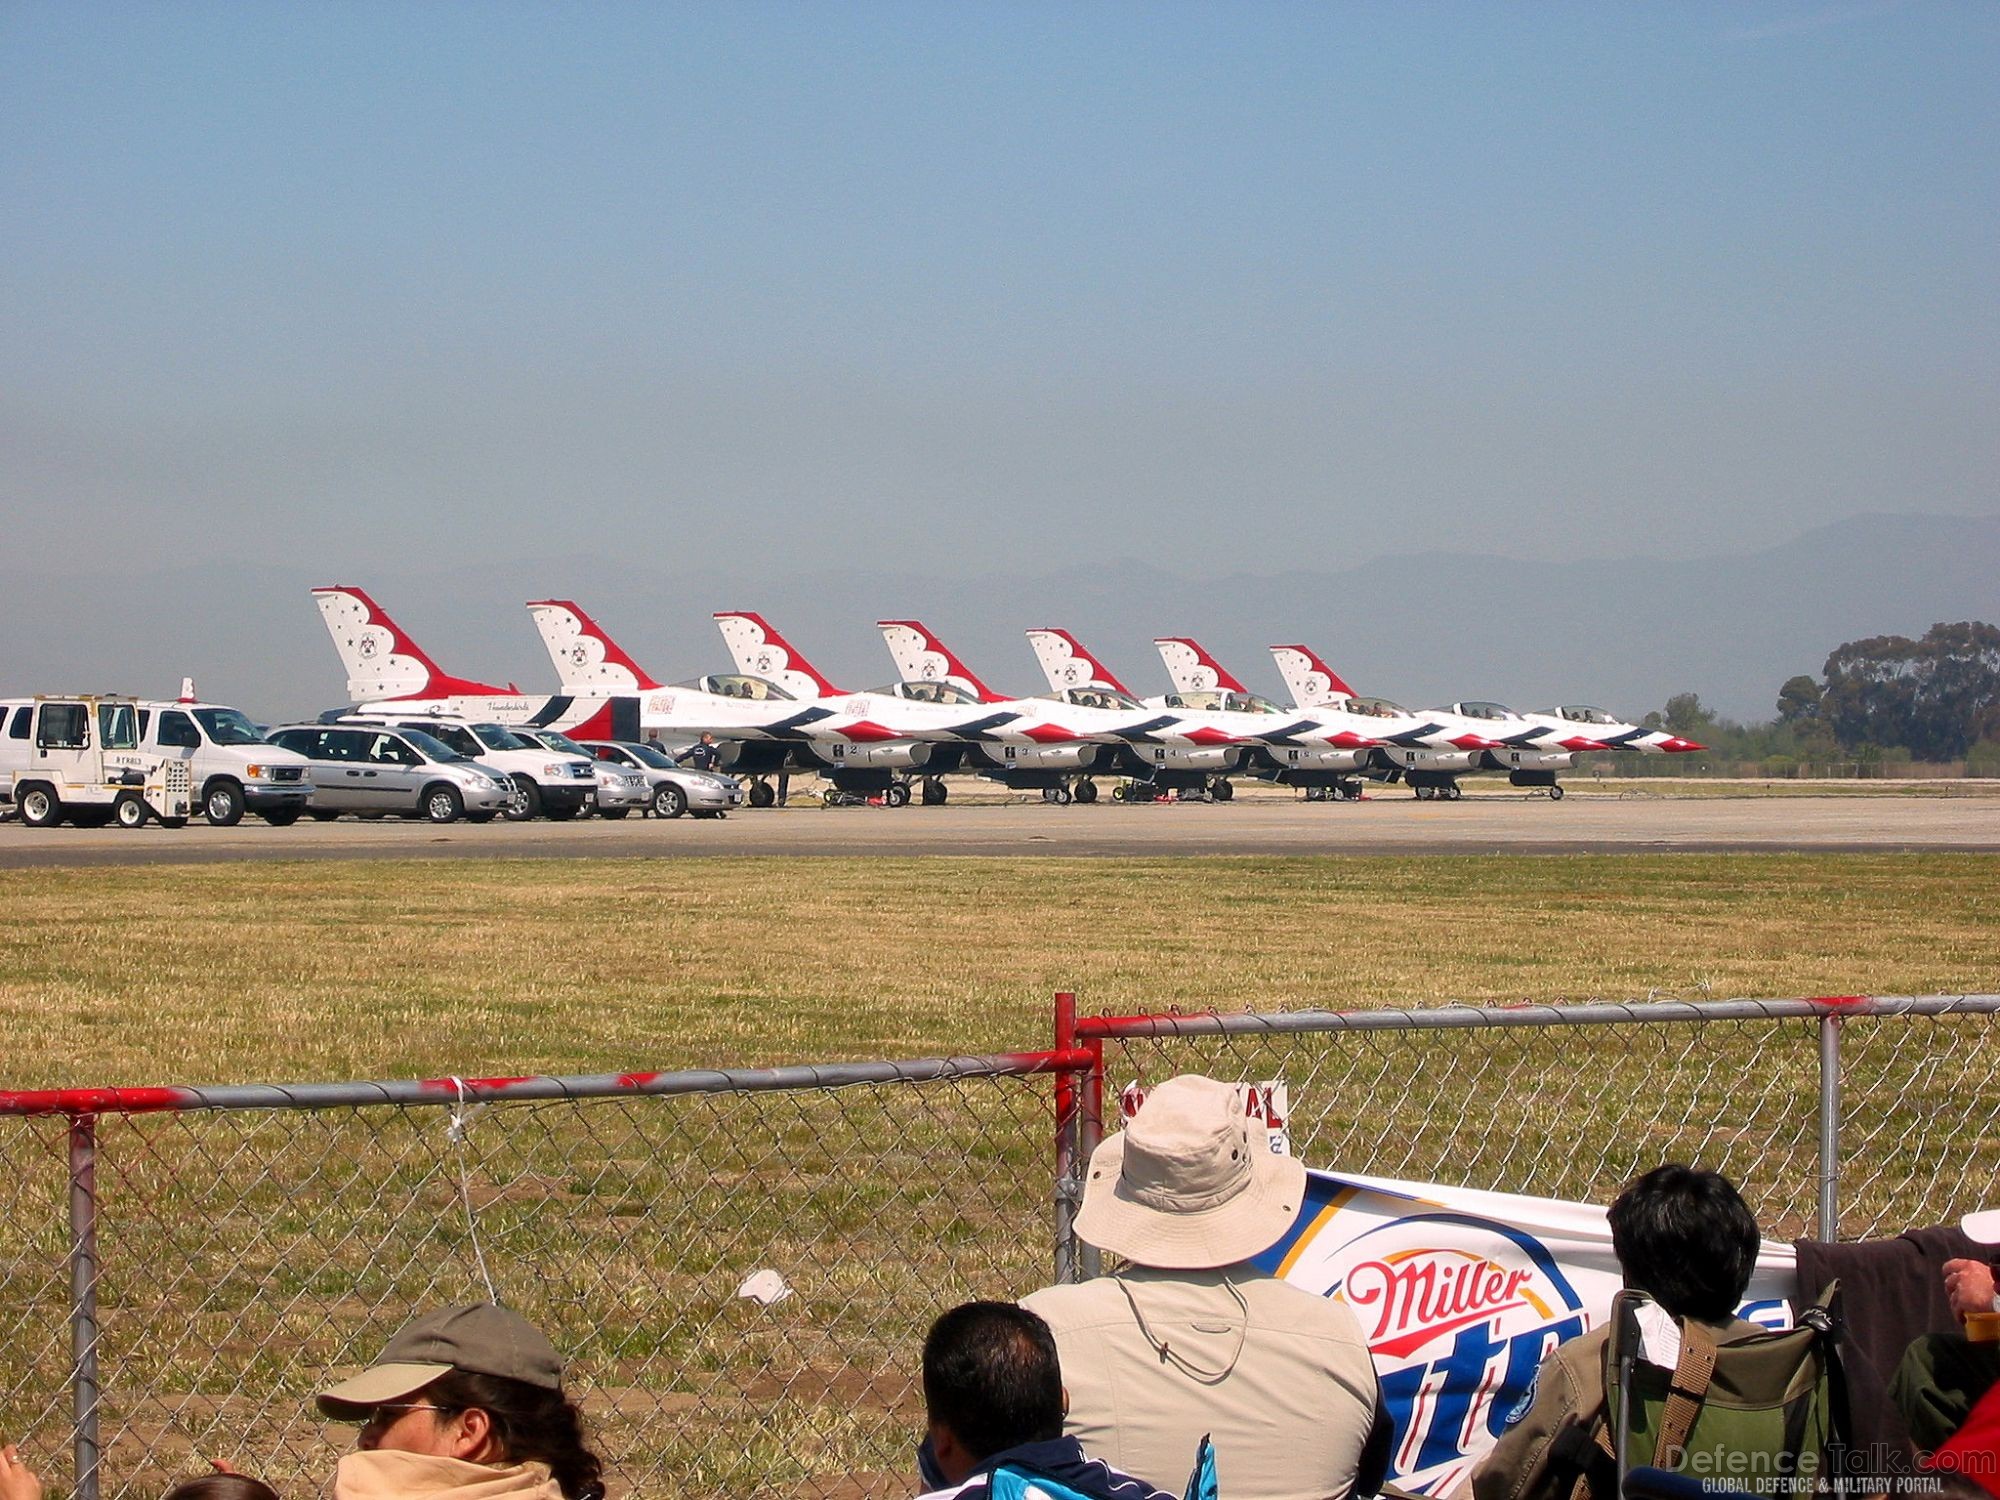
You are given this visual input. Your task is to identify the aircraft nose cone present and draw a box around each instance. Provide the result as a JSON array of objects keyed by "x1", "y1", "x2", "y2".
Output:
[{"x1": 1662, "y1": 737, "x2": 1705, "y2": 752}]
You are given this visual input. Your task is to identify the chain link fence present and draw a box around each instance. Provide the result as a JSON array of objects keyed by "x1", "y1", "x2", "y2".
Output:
[{"x1": 4, "y1": 995, "x2": 1995, "y2": 1500}]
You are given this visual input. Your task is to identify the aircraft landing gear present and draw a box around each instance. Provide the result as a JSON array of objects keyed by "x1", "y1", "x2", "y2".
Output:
[
  {"x1": 920, "y1": 777, "x2": 949, "y2": 805},
  {"x1": 1208, "y1": 777, "x2": 1233, "y2": 801},
  {"x1": 1041, "y1": 784, "x2": 1075, "y2": 806},
  {"x1": 885, "y1": 781, "x2": 912, "y2": 808},
  {"x1": 1073, "y1": 778, "x2": 1098, "y2": 804},
  {"x1": 748, "y1": 779, "x2": 777, "y2": 808},
  {"x1": 1549, "y1": 784, "x2": 1565, "y2": 800}
]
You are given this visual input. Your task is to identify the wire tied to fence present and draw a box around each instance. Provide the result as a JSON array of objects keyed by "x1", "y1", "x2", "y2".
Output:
[{"x1": 447, "y1": 1076, "x2": 498, "y2": 1304}]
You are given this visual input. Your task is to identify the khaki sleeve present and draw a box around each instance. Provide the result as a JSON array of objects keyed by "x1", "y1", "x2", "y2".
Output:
[{"x1": 1468, "y1": 1348, "x2": 1592, "y2": 1500}]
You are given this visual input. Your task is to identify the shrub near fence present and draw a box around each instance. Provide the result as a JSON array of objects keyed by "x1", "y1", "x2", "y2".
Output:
[{"x1": 4, "y1": 995, "x2": 1997, "y2": 1500}]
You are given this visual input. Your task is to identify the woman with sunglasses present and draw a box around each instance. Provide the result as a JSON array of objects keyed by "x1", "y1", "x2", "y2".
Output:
[{"x1": 318, "y1": 1306, "x2": 603, "y2": 1500}]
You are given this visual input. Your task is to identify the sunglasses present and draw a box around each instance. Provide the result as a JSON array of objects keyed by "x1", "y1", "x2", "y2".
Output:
[{"x1": 357, "y1": 1403, "x2": 447, "y2": 1430}]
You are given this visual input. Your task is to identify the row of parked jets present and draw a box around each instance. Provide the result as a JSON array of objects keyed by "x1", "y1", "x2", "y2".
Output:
[{"x1": 314, "y1": 586, "x2": 1704, "y2": 807}]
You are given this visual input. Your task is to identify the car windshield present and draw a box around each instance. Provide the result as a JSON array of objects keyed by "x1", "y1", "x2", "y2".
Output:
[
  {"x1": 623, "y1": 742, "x2": 676, "y2": 769},
  {"x1": 532, "y1": 730, "x2": 590, "y2": 756},
  {"x1": 193, "y1": 707, "x2": 268, "y2": 746},
  {"x1": 400, "y1": 729, "x2": 473, "y2": 763},
  {"x1": 470, "y1": 723, "x2": 531, "y2": 751}
]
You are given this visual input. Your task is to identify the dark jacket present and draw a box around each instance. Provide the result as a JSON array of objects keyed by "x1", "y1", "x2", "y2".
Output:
[{"x1": 920, "y1": 1437, "x2": 1181, "y2": 1500}]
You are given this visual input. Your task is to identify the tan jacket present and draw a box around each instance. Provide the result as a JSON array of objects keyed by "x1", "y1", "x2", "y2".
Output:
[
  {"x1": 1466, "y1": 1316, "x2": 1766, "y2": 1500},
  {"x1": 1023, "y1": 1265, "x2": 1382, "y2": 1500},
  {"x1": 335, "y1": 1451, "x2": 565, "y2": 1500}
]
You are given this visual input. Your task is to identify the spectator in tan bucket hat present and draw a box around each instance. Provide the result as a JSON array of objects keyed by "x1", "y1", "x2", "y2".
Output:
[
  {"x1": 1023, "y1": 1075, "x2": 1389, "y2": 1500},
  {"x1": 318, "y1": 1305, "x2": 603, "y2": 1500}
]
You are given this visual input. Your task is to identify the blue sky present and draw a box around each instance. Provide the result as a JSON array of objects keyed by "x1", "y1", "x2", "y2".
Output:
[{"x1": 4, "y1": 1, "x2": 1995, "y2": 578}]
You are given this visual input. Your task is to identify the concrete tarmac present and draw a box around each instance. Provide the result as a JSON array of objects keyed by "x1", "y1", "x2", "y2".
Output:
[{"x1": 2, "y1": 789, "x2": 1995, "y2": 867}]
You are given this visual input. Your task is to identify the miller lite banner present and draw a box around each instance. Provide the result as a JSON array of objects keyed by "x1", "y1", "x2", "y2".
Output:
[{"x1": 1250, "y1": 1169, "x2": 1801, "y2": 1495}]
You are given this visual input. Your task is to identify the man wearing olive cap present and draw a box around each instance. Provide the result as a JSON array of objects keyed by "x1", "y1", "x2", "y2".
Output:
[{"x1": 1023, "y1": 1075, "x2": 1389, "y2": 1500}]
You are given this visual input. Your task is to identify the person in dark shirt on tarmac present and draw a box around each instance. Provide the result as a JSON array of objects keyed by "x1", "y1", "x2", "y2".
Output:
[{"x1": 675, "y1": 733, "x2": 722, "y2": 772}]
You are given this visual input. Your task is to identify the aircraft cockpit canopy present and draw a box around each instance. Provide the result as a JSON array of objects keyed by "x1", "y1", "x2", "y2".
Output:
[
  {"x1": 681, "y1": 674, "x2": 796, "y2": 702},
  {"x1": 885, "y1": 679, "x2": 982, "y2": 705},
  {"x1": 1059, "y1": 686, "x2": 1145, "y2": 711},
  {"x1": 1162, "y1": 689, "x2": 1283, "y2": 714},
  {"x1": 1547, "y1": 705, "x2": 1619, "y2": 725},
  {"x1": 1451, "y1": 701, "x2": 1518, "y2": 720},
  {"x1": 1345, "y1": 696, "x2": 1409, "y2": 718}
]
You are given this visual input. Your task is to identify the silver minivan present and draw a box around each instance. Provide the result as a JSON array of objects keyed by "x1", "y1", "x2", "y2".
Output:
[{"x1": 266, "y1": 724, "x2": 513, "y2": 823}]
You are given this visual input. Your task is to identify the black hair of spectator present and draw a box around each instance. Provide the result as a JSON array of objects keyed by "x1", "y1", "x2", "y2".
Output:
[
  {"x1": 419, "y1": 1370, "x2": 605, "y2": 1500},
  {"x1": 164, "y1": 1477, "x2": 282, "y2": 1500},
  {"x1": 1609, "y1": 1163, "x2": 1760, "y2": 1322},
  {"x1": 922, "y1": 1301, "x2": 1065, "y2": 1465}
]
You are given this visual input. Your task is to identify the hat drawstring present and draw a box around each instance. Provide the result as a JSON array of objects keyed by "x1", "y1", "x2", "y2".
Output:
[
  {"x1": 1115, "y1": 1273, "x2": 1249, "y2": 1385},
  {"x1": 448, "y1": 1076, "x2": 499, "y2": 1304}
]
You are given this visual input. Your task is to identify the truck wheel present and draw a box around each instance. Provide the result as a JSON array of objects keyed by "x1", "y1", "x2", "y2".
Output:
[
  {"x1": 503, "y1": 774, "x2": 541, "y2": 821},
  {"x1": 262, "y1": 808, "x2": 302, "y2": 827},
  {"x1": 423, "y1": 783, "x2": 464, "y2": 824},
  {"x1": 599, "y1": 807, "x2": 631, "y2": 820},
  {"x1": 309, "y1": 809, "x2": 341, "y2": 822},
  {"x1": 203, "y1": 780, "x2": 246, "y2": 826},
  {"x1": 115, "y1": 793, "x2": 150, "y2": 829},
  {"x1": 18, "y1": 784, "x2": 61, "y2": 828},
  {"x1": 545, "y1": 803, "x2": 581, "y2": 821},
  {"x1": 653, "y1": 783, "x2": 688, "y2": 819}
]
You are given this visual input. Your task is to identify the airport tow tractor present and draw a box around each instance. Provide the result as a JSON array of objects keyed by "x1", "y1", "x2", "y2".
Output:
[{"x1": 2, "y1": 695, "x2": 195, "y2": 828}]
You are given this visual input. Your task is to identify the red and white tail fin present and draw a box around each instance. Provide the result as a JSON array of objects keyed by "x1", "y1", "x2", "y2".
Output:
[
  {"x1": 526, "y1": 600, "x2": 664, "y2": 693},
  {"x1": 1269, "y1": 644, "x2": 1357, "y2": 708},
  {"x1": 1024, "y1": 629, "x2": 1134, "y2": 696},
  {"x1": 1154, "y1": 637, "x2": 1248, "y2": 696},
  {"x1": 876, "y1": 620, "x2": 1002, "y2": 703},
  {"x1": 312, "y1": 586, "x2": 508, "y2": 702},
  {"x1": 714, "y1": 611, "x2": 844, "y2": 699}
]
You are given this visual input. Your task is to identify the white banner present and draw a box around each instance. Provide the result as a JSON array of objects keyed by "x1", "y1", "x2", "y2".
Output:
[{"x1": 1248, "y1": 1169, "x2": 1802, "y2": 1495}]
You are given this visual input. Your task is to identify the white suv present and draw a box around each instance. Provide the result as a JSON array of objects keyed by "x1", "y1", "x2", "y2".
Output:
[{"x1": 512, "y1": 729, "x2": 650, "y2": 818}]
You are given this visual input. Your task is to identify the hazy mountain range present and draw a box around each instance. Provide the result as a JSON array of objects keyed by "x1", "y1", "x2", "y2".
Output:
[{"x1": 4, "y1": 512, "x2": 1994, "y2": 726}]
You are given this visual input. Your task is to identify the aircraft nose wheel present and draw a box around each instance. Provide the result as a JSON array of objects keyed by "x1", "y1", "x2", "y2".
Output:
[
  {"x1": 1548, "y1": 784, "x2": 1565, "y2": 800},
  {"x1": 885, "y1": 781, "x2": 912, "y2": 808}
]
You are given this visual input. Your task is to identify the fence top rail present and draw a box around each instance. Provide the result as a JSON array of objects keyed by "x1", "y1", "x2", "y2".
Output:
[
  {"x1": 0, "y1": 1047, "x2": 1096, "y2": 1119},
  {"x1": 1075, "y1": 993, "x2": 2000, "y2": 1039}
]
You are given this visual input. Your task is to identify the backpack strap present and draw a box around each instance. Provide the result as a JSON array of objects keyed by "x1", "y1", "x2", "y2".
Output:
[{"x1": 1654, "y1": 1318, "x2": 1719, "y2": 1468}]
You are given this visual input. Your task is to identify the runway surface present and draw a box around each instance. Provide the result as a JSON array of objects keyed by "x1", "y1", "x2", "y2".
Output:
[{"x1": 2, "y1": 790, "x2": 1995, "y2": 866}]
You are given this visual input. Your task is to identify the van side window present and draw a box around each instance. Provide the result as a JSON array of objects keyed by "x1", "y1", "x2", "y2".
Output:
[
  {"x1": 370, "y1": 735, "x2": 418, "y2": 767},
  {"x1": 37, "y1": 703, "x2": 89, "y2": 749},
  {"x1": 158, "y1": 711, "x2": 201, "y2": 749},
  {"x1": 6, "y1": 707, "x2": 29, "y2": 740}
]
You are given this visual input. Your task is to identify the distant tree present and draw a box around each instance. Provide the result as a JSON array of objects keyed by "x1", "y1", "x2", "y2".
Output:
[
  {"x1": 1820, "y1": 621, "x2": 2000, "y2": 760},
  {"x1": 1661, "y1": 692, "x2": 1715, "y2": 737},
  {"x1": 1776, "y1": 675, "x2": 1822, "y2": 724}
]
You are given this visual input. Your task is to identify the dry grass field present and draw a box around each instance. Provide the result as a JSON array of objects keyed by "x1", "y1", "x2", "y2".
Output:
[
  {"x1": 3, "y1": 852, "x2": 1996, "y2": 1500},
  {"x1": 2, "y1": 852, "x2": 1994, "y2": 1090}
]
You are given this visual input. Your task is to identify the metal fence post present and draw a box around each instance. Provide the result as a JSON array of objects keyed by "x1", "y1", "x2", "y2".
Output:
[
  {"x1": 68, "y1": 1113, "x2": 102, "y2": 1500},
  {"x1": 1817, "y1": 1015, "x2": 1841, "y2": 1241},
  {"x1": 1053, "y1": 990, "x2": 1080, "y2": 1284},
  {"x1": 1078, "y1": 1032, "x2": 1105, "y2": 1282}
]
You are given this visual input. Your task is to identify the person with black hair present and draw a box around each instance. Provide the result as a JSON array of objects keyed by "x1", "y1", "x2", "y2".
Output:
[
  {"x1": 318, "y1": 1305, "x2": 604, "y2": 1500},
  {"x1": 916, "y1": 1302, "x2": 1177, "y2": 1500},
  {"x1": 1467, "y1": 1164, "x2": 1767, "y2": 1500}
]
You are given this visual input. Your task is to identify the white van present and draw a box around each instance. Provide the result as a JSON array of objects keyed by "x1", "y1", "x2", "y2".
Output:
[
  {"x1": 335, "y1": 714, "x2": 596, "y2": 820},
  {"x1": 0, "y1": 695, "x2": 193, "y2": 828},
  {"x1": 137, "y1": 696, "x2": 314, "y2": 826}
]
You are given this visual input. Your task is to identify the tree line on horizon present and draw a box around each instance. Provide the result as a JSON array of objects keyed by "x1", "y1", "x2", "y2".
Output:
[{"x1": 1638, "y1": 621, "x2": 2000, "y2": 776}]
